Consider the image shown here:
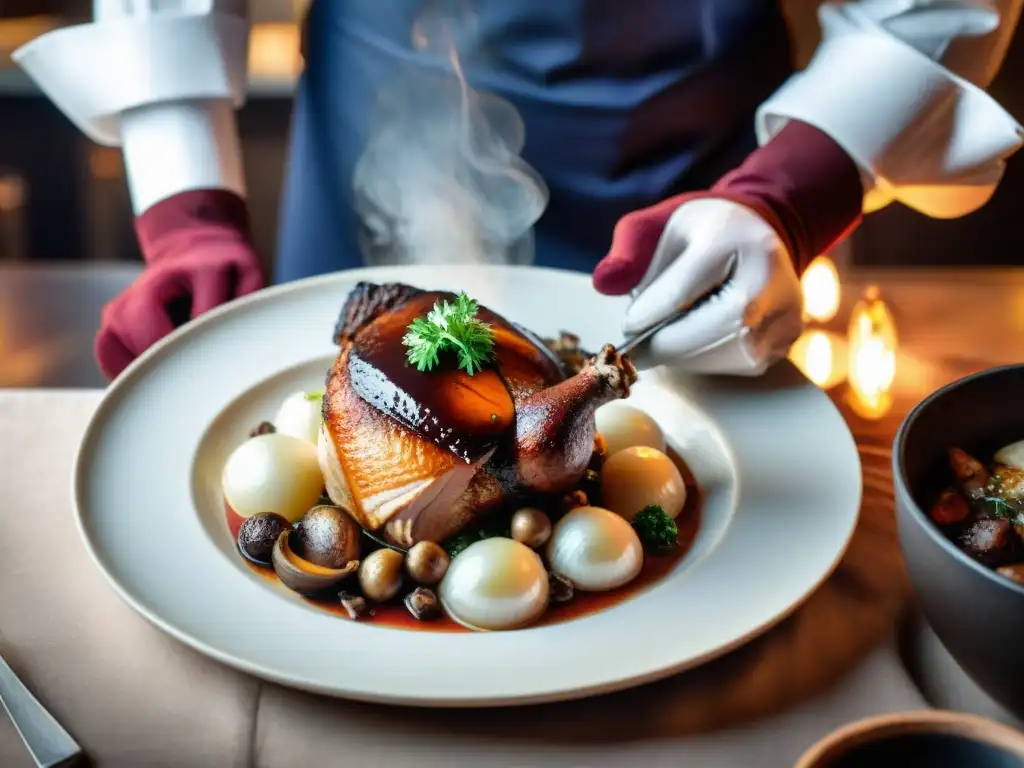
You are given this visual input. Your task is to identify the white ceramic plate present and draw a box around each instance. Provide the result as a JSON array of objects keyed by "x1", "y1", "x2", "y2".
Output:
[{"x1": 73, "y1": 265, "x2": 861, "y2": 707}]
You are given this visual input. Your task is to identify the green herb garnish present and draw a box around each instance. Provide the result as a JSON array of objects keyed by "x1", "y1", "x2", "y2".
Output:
[
  {"x1": 980, "y1": 495, "x2": 1024, "y2": 525},
  {"x1": 304, "y1": 391, "x2": 324, "y2": 402},
  {"x1": 442, "y1": 517, "x2": 510, "y2": 560},
  {"x1": 631, "y1": 505, "x2": 679, "y2": 553},
  {"x1": 402, "y1": 292, "x2": 496, "y2": 375}
]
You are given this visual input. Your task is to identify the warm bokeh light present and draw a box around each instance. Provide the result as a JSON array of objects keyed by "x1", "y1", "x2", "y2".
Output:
[
  {"x1": 789, "y1": 330, "x2": 846, "y2": 389},
  {"x1": 248, "y1": 22, "x2": 303, "y2": 81},
  {"x1": 801, "y1": 255, "x2": 841, "y2": 322},
  {"x1": 0, "y1": 16, "x2": 58, "y2": 64},
  {"x1": 1011, "y1": 289, "x2": 1024, "y2": 333},
  {"x1": 0, "y1": 174, "x2": 25, "y2": 212},
  {"x1": 847, "y1": 287, "x2": 898, "y2": 419}
]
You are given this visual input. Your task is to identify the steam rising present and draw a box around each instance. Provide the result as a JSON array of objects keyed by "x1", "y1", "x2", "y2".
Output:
[{"x1": 352, "y1": 3, "x2": 549, "y2": 266}]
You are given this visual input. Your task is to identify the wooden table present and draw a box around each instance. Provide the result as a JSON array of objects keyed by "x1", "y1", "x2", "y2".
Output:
[{"x1": 0, "y1": 266, "x2": 1021, "y2": 767}]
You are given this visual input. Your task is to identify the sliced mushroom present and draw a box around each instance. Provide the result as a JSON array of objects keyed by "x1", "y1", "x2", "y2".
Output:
[
  {"x1": 272, "y1": 531, "x2": 358, "y2": 595},
  {"x1": 549, "y1": 571, "x2": 574, "y2": 603},
  {"x1": 249, "y1": 421, "x2": 276, "y2": 438},
  {"x1": 294, "y1": 505, "x2": 361, "y2": 569},
  {"x1": 338, "y1": 590, "x2": 372, "y2": 620},
  {"x1": 405, "y1": 587, "x2": 442, "y2": 621}
]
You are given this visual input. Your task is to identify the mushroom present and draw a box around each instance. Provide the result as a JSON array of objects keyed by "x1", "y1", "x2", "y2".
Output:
[
  {"x1": 272, "y1": 531, "x2": 358, "y2": 595},
  {"x1": 510, "y1": 507, "x2": 552, "y2": 549},
  {"x1": 549, "y1": 571, "x2": 575, "y2": 603},
  {"x1": 237, "y1": 512, "x2": 290, "y2": 565},
  {"x1": 405, "y1": 541, "x2": 449, "y2": 585},
  {"x1": 359, "y1": 548, "x2": 405, "y2": 602},
  {"x1": 248, "y1": 421, "x2": 276, "y2": 438},
  {"x1": 294, "y1": 505, "x2": 361, "y2": 569},
  {"x1": 404, "y1": 587, "x2": 442, "y2": 621},
  {"x1": 338, "y1": 590, "x2": 372, "y2": 620}
]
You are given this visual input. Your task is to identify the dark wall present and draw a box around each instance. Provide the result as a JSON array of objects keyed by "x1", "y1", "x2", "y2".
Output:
[
  {"x1": 0, "y1": 96, "x2": 292, "y2": 272},
  {"x1": 851, "y1": 23, "x2": 1024, "y2": 267}
]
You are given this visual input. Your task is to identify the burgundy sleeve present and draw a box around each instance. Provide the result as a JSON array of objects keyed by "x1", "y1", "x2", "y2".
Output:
[
  {"x1": 134, "y1": 189, "x2": 255, "y2": 264},
  {"x1": 710, "y1": 120, "x2": 865, "y2": 271}
]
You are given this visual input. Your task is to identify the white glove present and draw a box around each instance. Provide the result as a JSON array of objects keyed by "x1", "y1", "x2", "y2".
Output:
[{"x1": 623, "y1": 199, "x2": 804, "y2": 376}]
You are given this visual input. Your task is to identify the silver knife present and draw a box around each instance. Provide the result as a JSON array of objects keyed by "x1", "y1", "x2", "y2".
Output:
[
  {"x1": 0, "y1": 654, "x2": 83, "y2": 768},
  {"x1": 617, "y1": 268, "x2": 731, "y2": 357}
]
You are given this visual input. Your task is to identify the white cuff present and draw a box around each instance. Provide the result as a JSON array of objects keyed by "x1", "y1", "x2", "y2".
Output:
[
  {"x1": 11, "y1": 12, "x2": 248, "y2": 147},
  {"x1": 756, "y1": 28, "x2": 1023, "y2": 218},
  {"x1": 120, "y1": 100, "x2": 246, "y2": 214}
]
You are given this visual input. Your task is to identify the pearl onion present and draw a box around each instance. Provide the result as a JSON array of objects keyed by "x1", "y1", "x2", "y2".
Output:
[
  {"x1": 222, "y1": 433, "x2": 324, "y2": 522},
  {"x1": 274, "y1": 390, "x2": 324, "y2": 446},
  {"x1": 439, "y1": 538, "x2": 549, "y2": 631},
  {"x1": 595, "y1": 402, "x2": 666, "y2": 458},
  {"x1": 600, "y1": 446, "x2": 686, "y2": 521},
  {"x1": 546, "y1": 507, "x2": 643, "y2": 592}
]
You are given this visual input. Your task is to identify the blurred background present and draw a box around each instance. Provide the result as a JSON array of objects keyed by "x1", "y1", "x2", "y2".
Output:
[{"x1": 0, "y1": 1, "x2": 1021, "y2": 387}]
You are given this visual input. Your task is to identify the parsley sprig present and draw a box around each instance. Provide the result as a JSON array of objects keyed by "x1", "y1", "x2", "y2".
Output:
[
  {"x1": 402, "y1": 292, "x2": 496, "y2": 375},
  {"x1": 981, "y1": 496, "x2": 1024, "y2": 525},
  {"x1": 979, "y1": 473, "x2": 1024, "y2": 524}
]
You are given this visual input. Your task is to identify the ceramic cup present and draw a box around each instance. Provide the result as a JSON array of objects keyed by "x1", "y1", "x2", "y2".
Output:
[{"x1": 794, "y1": 711, "x2": 1024, "y2": 768}]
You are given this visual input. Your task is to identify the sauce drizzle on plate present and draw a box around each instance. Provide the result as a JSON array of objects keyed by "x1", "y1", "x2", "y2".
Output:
[{"x1": 226, "y1": 454, "x2": 701, "y2": 633}]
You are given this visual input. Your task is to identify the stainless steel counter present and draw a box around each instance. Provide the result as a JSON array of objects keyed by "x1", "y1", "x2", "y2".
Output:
[{"x1": 0, "y1": 263, "x2": 140, "y2": 388}]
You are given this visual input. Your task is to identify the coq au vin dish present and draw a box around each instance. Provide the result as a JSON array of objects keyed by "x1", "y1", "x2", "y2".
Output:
[
  {"x1": 930, "y1": 443, "x2": 1024, "y2": 585},
  {"x1": 221, "y1": 281, "x2": 700, "y2": 631}
]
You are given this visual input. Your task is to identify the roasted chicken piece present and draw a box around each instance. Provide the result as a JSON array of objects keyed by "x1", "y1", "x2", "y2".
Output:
[
  {"x1": 949, "y1": 447, "x2": 990, "y2": 500},
  {"x1": 319, "y1": 282, "x2": 637, "y2": 547}
]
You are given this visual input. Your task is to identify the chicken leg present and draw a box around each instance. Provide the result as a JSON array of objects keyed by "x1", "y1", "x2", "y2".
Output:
[{"x1": 514, "y1": 344, "x2": 637, "y2": 493}]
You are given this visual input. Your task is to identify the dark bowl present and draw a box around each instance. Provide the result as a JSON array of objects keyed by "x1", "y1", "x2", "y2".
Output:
[
  {"x1": 894, "y1": 365, "x2": 1024, "y2": 719},
  {"x1": 795, "y1": 711, "x2": 1024, "y2": 768}
]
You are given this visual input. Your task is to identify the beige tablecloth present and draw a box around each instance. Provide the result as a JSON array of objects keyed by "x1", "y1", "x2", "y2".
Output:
[{"x1": 0, "y1": 390, "x2": 932, "y2": 767}]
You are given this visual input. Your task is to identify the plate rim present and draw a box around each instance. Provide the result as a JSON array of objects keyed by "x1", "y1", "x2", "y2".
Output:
[{"x1": 71, "y1": 264, "x2": 862, "y2": 707}]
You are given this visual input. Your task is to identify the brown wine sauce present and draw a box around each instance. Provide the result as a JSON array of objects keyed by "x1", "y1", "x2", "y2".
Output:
[{"x1": 227, "y1": 451, "x2": 701, "y2": 633}]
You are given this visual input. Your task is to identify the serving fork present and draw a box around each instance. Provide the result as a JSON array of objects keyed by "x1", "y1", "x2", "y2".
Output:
[{"x1": 0, "y1": 653, "x2": 83, "y2": 767}]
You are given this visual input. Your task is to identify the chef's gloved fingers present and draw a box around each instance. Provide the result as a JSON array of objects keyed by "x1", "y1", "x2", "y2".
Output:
[
  {"x1": 622, "y1": 237, "x2": 735, "y2": 337},
  {"x1": 94, "y1": 281, "x2": 177, "y2": 380},
  {"x1": 236, "y1": 259, "x2": 266, "y2": 297},
  {"x1": 628, "y1": 281, "x2": 747, "y2": 368},
  {"x1": 593, "y1": 196, "x2": 686, "y2": 295},
  {"x1": 668, "y1": 302, "x2": 804, "y2": 375},
  {"x1": 191, "y1": 264, "x2": 235, "y2": 319},
  {"x1": 119, "y1": 285, "x2": 178, "y2": 356},
  {"x1": 631, "y1": 280, "x2": 805, "y2": 374},
  {"x1": 635, "y1": 330, "x2": 758, "y2": 375},
  {"x1": 191, "y1": 246, "x2": 266, "y2": 318},
  {"x1": 94, "y1": 325, "x2": 136, "y2": 381}
]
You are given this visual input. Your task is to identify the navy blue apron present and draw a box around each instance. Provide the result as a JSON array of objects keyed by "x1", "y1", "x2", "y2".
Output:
[{"x1": 275, "y1": 0, "x2": 792, "y2": 283}]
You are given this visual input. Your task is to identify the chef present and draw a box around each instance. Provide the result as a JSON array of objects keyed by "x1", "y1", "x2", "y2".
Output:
[{"x1": 15, "y1": 0, "x2": 1023, "y2": 380}]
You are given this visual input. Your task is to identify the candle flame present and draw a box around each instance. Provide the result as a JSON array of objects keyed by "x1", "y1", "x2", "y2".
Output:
[
  {"x1": 789, "y1": 330, "x2": 846, "y2": 389},
  {"x1": 846, "y1": 287, "x2": 898, "y2": 419},
  {"x1": 801, "y1": 256, "x2": 841, "y2": 323}
]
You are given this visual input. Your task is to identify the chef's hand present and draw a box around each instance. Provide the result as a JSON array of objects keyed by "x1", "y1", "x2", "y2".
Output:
[
  {"x1": 598, "y1": 198, "x2": 801, "y2": 375},
  {"x1": 95, "y1": 190, "x2": 265, "y2": 380},
  {"x1": 594, "y1": 120, "x2": 866, "y2": 375}
]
